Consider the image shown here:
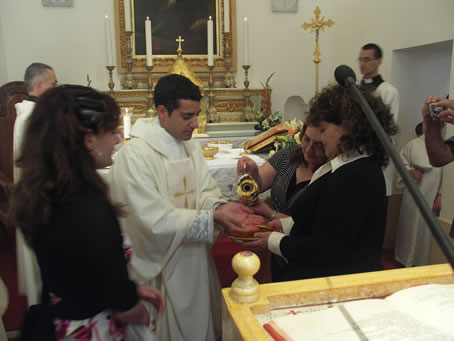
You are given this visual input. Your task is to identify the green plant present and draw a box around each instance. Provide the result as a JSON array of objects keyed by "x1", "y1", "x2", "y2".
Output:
[{"x1": 255, "y1": 72, "x2": 282, "y2": 132}]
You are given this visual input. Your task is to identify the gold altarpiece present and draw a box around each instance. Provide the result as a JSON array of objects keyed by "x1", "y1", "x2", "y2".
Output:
[{"x1": 111, "y1": 0, "x2": 262, "y2": 129}]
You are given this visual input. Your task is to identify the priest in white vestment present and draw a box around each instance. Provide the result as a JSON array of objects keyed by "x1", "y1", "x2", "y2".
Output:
[
  {"x1": 13, "y1": 63, "x2": 57, "y2": 307},
  {"x1": 359, "y1": 43, "x2": 399, "y2": 198},
  {"x1": 109, "y1": 74, "x2": 260, "y2": 341},
  {"x1": 395, "y1": 124, "x2": 442, "y2": 267}
]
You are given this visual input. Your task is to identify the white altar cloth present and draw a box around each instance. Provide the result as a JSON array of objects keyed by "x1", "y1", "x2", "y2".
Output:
[
  {"x1": 99, "y1": 148, "x2": 266, "y2": 201},
  {"x1": 205, "y1": 149, "x2": 266, "y2": 200}
]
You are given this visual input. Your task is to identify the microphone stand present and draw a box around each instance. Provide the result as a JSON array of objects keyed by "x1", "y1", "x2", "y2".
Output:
[{"x1": 345, "y1": 76, "x2": 454, "y2": 268}]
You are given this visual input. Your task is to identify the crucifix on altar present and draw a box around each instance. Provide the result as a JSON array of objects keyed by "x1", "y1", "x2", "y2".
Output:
[
  {"x1": 301, "y1": 6, "x2": 335, "y2": 94},
  {"x1": 176, "y1": 35, "x2": 185, "y2": 52}
]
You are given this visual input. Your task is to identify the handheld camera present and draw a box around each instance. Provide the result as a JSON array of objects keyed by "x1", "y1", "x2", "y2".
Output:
[{"x1": 429, "y1": 103, "x2": 447, "y2": 118}]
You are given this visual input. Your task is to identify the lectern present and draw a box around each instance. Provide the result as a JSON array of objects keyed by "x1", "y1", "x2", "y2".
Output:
[{"x1": 222, "y1": 264, "x2": 454, "y2": 340}]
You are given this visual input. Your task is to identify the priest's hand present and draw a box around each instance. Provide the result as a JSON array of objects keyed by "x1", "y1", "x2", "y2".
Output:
[
  {"x1": 137, "y1": 285, "x2": 165, "y2": 317},
  {"x1": 214, "y1": 202, "x2": 265, "y2": 235},
  {"x1": 242, "y1": 232, "x2": 272, "y2": 252}
]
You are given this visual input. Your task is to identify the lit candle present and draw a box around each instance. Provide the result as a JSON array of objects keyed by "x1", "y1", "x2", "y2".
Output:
[
  {"x1": 124, "y1": 0, "x2": 132, "y2": 32},
  {"x1": 123, "y1": 108, "x2": 131, "y2": 139},
  {"x1": 104, "y1": 15, "x2": 114, "y2": 66},
  {"x1": 207, "y1": 16, "x2": 214, "y2": 66},
  {"x1": 224, "y1": 0, "x2": 230, "y2": 33},
  {"x1": 145, "y1": 17, "x2": 153, "y2": 66},
  {"x1": 243, "y1": 17, "x2": 249, "y2": 65}
]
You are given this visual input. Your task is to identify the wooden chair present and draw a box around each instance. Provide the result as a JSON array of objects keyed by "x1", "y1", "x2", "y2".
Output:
[{"x1": 0, "y1": 81, "x2": 27, "y2": 250}]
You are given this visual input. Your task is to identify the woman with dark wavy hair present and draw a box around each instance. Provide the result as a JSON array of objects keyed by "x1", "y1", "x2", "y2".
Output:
[
  {"x1": 12, "y1": 85, "x2": 164, "y2": 340},
  {"x1": 245, "y1": 84, "x2": 398, "y2": 282}
]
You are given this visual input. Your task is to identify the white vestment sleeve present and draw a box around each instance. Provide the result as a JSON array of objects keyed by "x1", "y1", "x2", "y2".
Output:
[{"x1": 184, "y1": 210, "x2": 214, "y2": 243}]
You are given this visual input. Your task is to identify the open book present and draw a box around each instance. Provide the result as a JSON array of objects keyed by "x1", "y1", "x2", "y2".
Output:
[
  {"x1": 264, "y1": 283, "x2": 454, "y2": 341},
  {"x1": 243, "y1": 122, "x2": 289, "y2": 152}
]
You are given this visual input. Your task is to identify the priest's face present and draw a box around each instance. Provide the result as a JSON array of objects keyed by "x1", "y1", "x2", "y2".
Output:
[
  {"x1": 318, "y1": 121, "x2": 347, "y2": 160},
  {"x1": 359, "y1": 49, "x2": 381, "y2": 79},
  {"x1": 159, "y1": 99, "x2": 201, "y2": 141}
]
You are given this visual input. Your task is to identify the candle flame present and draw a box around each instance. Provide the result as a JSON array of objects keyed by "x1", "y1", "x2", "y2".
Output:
[
  {"x1": 105, "y1": 15, "x2": 108, "y2": 19},
  {"x1": 244, "y1": 17, "x2": 248, "y2": 21},
  {"x1": 209, "y1": 16, "x2": 212, "y2": 20},
  {"x1": 146, "y1": 16, "x2": 149, "y2": 20}
]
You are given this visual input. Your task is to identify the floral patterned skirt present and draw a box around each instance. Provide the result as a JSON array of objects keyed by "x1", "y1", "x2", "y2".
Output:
[{"x1": 54, "y1": 310, "x2": 154, "y2": 341}]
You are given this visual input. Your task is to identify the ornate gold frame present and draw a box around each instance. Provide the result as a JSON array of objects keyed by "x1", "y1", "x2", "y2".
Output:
[{"x1": 114, "y1": 0, "x2": 237, "y2": 73}]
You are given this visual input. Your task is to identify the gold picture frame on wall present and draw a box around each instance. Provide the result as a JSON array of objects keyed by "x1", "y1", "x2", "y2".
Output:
[{"x1": 114, "y1": 0, "x2": 237, "y2": 73}]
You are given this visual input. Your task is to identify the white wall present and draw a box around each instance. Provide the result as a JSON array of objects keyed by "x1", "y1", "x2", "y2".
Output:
[
  {"x1": 0, "y1": 0, "x2": 115, "y2": 88},
  {"x1": 393, "y1": 40, "x2": 452, "y2": 151},
  {"x1": 2, "y1": 0, "x2": 454, "y2": 220}
]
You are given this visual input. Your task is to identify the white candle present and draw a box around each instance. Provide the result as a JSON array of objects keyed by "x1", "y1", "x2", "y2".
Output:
[
  {"x1": 224, "y1": 0, "x2": 230, "y2": 33},
  {"x1": 123, "y1": 108, "x2": 131, "y2": 139},
  {"x1": 104, "y1": 15, "x2": 114, "y2": 66},
  {"x1": 124, "y1": 0, "x2": 132, "y2": 32},
  {"x1": 207, "y1": 16, "x2": 214, "y2": 66},
  {"x1": 243, "y1": 17, "x2": 249, "y2": 65},
  {"x1": 145, "y1": 17, "x2": 153, "y2": 66}
]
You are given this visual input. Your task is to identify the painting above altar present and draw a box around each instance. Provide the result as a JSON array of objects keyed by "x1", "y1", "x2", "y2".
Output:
[{"x1": 114, "y1": 0, "x2": 237, "y2": 73}]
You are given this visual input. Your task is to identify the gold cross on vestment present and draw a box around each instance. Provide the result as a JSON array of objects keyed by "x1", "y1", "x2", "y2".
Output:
[
  {"x1": 174, "y1": 176, "x2": 195, "y2": 209},
  {"x1": 301, "y1": 6, "x2": 335, "y2": 93}
]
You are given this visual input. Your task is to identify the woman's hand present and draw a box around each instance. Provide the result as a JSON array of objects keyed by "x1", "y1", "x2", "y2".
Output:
[
  {"x1": 242, "y1": 232, "x2": 272, "y2": 252},
  {"x1": 137, "y1": 285, "x2": 165, "y2": 316},
  {"x1": 113, "y1": 301, "x2": 150, "y2": 326},
  {"x1": 250, "y1": 198, "x2": 273, "y2": 218},
  {"x1": 268, "y1": 218, "x2": 283, "y2": 232}
]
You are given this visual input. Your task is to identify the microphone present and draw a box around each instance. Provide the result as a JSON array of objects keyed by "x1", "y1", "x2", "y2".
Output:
[
  {"x1": 334, "y1": 65, "x2": 356, "y2": 88},
  {"x1": 333, "y1": 64, "x2": 454, "y2": 268}
]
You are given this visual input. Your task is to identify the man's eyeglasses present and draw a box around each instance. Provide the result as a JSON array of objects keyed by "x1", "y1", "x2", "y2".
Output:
[{"x1": 301, "y1": 135, "x2": 324, "y2": 152}]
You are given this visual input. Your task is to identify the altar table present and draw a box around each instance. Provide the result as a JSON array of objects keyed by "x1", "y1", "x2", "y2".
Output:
[{"x1": 203, "y1": 148, "x2": 266, "y2": 200}]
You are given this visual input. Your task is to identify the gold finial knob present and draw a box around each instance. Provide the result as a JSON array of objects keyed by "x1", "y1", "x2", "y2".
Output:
[{"x1": 230, "y1": 251, "x2": 260, "y2": 303}]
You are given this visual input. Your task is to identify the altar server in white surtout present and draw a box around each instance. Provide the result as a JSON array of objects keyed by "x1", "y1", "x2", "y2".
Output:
[
  {"x1": 359, "y1": 43, "x2": 399, "y2": 199},
  {"x1": 13, "y1": 62, "x2": 57, "y2": 307},
  {"x1": 395, "y1": 122, "x2": 442, "y2": 267},
  {"x1": 109, "y1": 74, "x2": 263, "y2": 341}
]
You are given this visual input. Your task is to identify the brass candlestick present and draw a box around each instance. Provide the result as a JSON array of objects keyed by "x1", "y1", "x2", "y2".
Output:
[
  {"x1": 146, "y1": 65, "x2": 155, "y2": 117},
  {"x1": 122, "y1": 31, "x2": 138, "y2": 89},
  {"x1": 222, "y1": 32, "x2": 236, "y2": 88},
  {"x1": 207, "y1": 65, "x2": 219, "y2": 123},
  {"x1": 242, "y1": 65, "x2": 254, "y2": 122},
  {"x1": 106, "y1": 66, "x2": 115, "y2": 95}
]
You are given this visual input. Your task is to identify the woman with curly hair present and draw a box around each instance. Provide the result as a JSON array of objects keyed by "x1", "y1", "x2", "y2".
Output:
[
  {"x1": 13, "y1": 85, "x2": 164, "y2": 340},
  {"x1": 244, "y1": 84, "x2": 398, "y2": 282}
]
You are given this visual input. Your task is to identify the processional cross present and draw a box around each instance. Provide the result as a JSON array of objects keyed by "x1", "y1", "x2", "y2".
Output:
[{"x1": 301, "y1": 6, "x2": 335, "y2": 93}]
